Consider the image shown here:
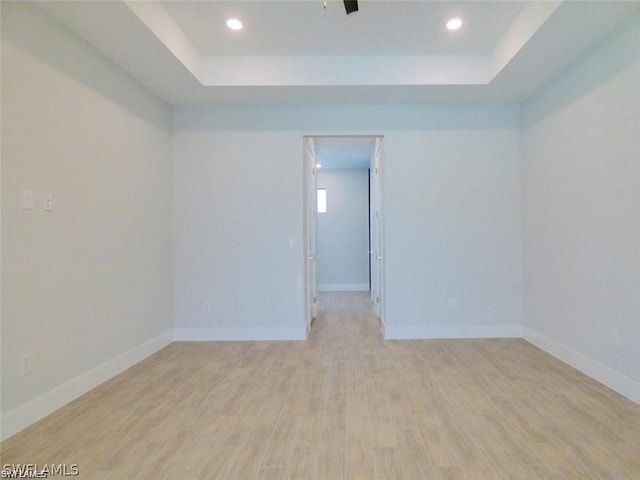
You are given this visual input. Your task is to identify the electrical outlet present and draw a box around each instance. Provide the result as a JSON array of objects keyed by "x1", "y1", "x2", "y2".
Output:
[
  {"x1": 43, "y1": 193, "x2": 54, "y2": 211},
  {"x1": 610, "y1": 329, "x2": 620, "y2": 349},
  {"x1": 448, "y1": 298, "x2": 458, "y2": 311},
  {"x1": 21, "y1": 354, "x2": 34, "y2": 375},
  {"x1": 203, "y1": 301, "x2": 212, "y2": 312}
]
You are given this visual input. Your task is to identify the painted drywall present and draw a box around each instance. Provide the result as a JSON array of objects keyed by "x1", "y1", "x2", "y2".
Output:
[
  {"x1": 522, "y1": 13, "x2": 640, "y2": 400},
  {"x1": 1, "y1": 3, "x2": 173, "y2": 437},
  {"x1": 317, "y1": 169, "x2": 370, "y2": 291},
  {"x1": 383, "y1": 118, "x2": 523, "y2": 338},
  {"x1": 172, "y1": 103, "x2": 523, "y2": 339},
  {"x1": 171, "y1": 127, "x2": 306, "y2": 340}
]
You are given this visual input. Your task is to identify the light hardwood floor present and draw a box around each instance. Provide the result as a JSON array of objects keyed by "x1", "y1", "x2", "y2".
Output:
[{"x1": 2, "y1": 291, "x2": 639, "y2": 479}]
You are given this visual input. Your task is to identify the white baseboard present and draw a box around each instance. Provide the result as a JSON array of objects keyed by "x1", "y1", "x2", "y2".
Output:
[
  {"x1": 319, "y1": 283, "x2": 369, "y2": 292},
  {"x1": 385, "y1": 324, "x2": 522, "y2": 340},
  {"x1": 4, "y1": 324, "x2": 636, "y2": 441},
  {"x1": 523, "y1": 327, "x2": 640, "y2": 404},
  {"x1": 0, "y1": 332, "x2": 173, "y2": 441},
  {"x1": 173, "y1": 327, "x2": 307, "y2": 341}
]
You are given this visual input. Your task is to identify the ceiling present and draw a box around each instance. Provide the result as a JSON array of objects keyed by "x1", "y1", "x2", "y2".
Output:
[
  {"x1": 315, "y1": 136, "x2": 377, "y2": 170},
  {"x1": 161, "y1": 1, "x2": 525, "y2": 56},
  {"x1": 36, "y1": 1, "x2": 640, "y2": 106}
]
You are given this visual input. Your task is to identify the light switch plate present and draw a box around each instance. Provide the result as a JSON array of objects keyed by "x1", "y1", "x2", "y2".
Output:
[{"x1": 22, "y1": 189, "x2": 34, "y2": 210}]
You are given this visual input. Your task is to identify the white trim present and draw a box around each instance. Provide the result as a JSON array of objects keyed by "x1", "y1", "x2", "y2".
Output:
[
  {"x1": 1, "y1": 332, "x2": 173, "y2": 441},
  {"x1": 5, "y1": 323, "x2": 636, "y2": 441},
  {"x1": 173, "y1": 327, "x2": 306, "y2": 342},
  {"x1": 319, "y1": 283, "x2": 369, "y2": 292},
  {"x1": 523, "y1": 327, "x2": 640, "y2": 404},
  {"x1": 385, "y1": 324, "x2": 522, "y2": 340}
]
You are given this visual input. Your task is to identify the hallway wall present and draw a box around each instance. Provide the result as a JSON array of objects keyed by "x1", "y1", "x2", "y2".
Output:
[{"x1": 317, "y1": 169, "x2": 370, "y2": 291}]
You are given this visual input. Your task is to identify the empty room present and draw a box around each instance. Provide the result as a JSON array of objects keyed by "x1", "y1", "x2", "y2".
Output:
[{"x1": 1, "y1": 1, "x2": 639, "y2": 479}]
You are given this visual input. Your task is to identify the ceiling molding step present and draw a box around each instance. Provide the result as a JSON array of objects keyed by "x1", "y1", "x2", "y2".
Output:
[
  {"x1": 489, "y1": 1, "x2": 562, "y2": 78},
  {"x1": 123, "y1": 0, "x2": 202, "y2": 79},
  {"x1": 199, "y1": 55, "x2": 490, "y2": 87}
]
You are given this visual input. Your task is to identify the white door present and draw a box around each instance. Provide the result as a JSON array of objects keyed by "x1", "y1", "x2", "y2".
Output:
[
  {"x1": 304, "y1": 137, "x2": 319, "y2": 336},
  {"x1": 370, "y1": 137, "x2": 384, "y2": 330}
]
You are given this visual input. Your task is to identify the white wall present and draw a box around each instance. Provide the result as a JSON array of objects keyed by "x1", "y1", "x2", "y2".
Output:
[
  {"x1": 384, "y1": 112, "x2": 523, "y2": 339},
  {"x1": 171, "y1": 125, "x2": 306, "y2": 340},
  {"x1": 317, "y1": 169, "x2": 370, "y2": 291},
  {"x1": 1, "y1": 3, "x2": 173, "y2": 437},
  {"x1": 522, "y1": 13, "x2": 640, "y2": 401},
  {"x1": 172, "y1": 104, "x2": 523, "y2": 340}
]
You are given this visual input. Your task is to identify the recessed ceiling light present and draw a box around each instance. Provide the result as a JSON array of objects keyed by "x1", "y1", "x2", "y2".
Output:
[
  {"x1": 316, "y1": 163, "x2": 322, "y2": 169},
  {"x1": 226, "y1": 18, "x2": 243, "y2": 31},
  {"x1": 446, "y1": 17, "x2": 463, "y2": 31}
]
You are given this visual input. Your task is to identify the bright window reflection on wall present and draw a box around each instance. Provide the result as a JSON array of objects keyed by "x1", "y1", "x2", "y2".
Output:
[{"x1": 317, "y1": 188, "x2": 327, "y2": 213}]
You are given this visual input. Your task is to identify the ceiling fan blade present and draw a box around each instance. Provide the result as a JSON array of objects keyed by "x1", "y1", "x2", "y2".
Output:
[{"x1": 344, "y1": 0, "x2": 358, "y2": 15}]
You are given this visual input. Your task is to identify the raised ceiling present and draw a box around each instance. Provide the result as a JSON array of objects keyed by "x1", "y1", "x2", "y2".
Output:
[
  {"x1": 36, "y1": 0, "x2": 640, "y2": 105},
  {"x1": 161, "y1": 1, "x2": 526, "y2": 56}
]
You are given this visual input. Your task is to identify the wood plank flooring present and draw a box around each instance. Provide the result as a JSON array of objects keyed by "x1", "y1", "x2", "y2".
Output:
[{"x1": 2, "y1": 291, "x2": 639, "y2": 479}]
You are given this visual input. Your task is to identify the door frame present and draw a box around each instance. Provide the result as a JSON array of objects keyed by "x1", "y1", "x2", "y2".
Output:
[
  {"x1": 303, "y1": 137, "x2": 318, "y2": 337},
  {"x1": 303, "y1": 134, "x2": 385, "y2": 337},
  {"x1": 369, "y1": 136, "x2": 385, "y2": 334}
]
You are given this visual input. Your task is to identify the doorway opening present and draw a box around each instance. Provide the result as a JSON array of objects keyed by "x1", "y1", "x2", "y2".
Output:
[{"x1": 303, "y1": 135, "x2": 384, "y2": 338}]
